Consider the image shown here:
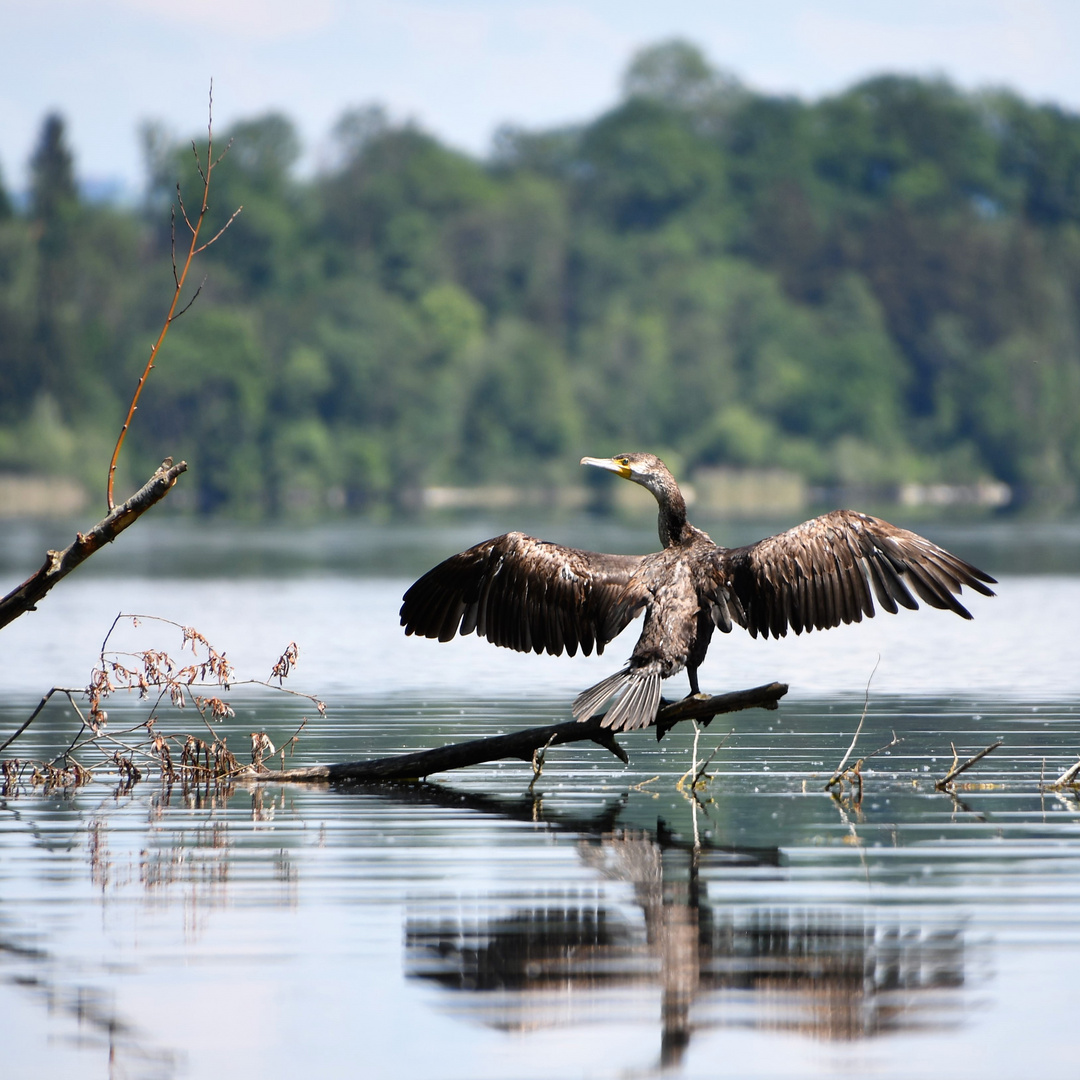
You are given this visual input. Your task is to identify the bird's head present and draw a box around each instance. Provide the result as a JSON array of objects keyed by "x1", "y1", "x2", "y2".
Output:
[
  {"x1": 580, "y1": 453, "x2": 676, "y2": 498},
  {"x1": 581, "y1": 453, "x2": 688, "y2": 546}
]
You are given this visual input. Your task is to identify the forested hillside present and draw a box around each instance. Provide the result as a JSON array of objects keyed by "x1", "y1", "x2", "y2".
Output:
[{"x1": 3, "y1": 41, "x2": 1080, "y2": 515}]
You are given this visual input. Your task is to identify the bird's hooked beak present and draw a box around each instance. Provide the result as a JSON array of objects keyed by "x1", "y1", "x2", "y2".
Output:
[{"x1": 581, "y1": 455, "x2": 632, "y2": 480}]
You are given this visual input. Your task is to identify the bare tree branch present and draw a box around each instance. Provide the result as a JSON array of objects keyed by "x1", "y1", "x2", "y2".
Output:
[
  {"x1": 106, "y1": 83, "x2": 240, "y2": 511},
  {"x1": 1051, "y1": 757, "x2": 1080, "y2": 789},
  {"x1": 0, "y1": 459, "x2": 187, "y2": 632},
  {"x1": 194, "y1": 206, "x2": 243, "y2": 253},
  {"x1": 171, "y1": 279, "x2": 205, "y2": 321},
  {"x1": 0, "y1": 688, "x2": 68, "y2": 755},
  {"x1": 825, "y1": 657, "x2": 879, "y2": 788},
  {"x1": 176, "y1": 182, "x2": 195, "y2": 235},
  {"x1": 190, "y1": 140, "x2": 206, "y2": 186},
  {"x1": 935, "y1": 740, "x2": 1003, "y2": 790},
  {"x1": 248, "y1": 682, "x2": 789, "y2": 784}
]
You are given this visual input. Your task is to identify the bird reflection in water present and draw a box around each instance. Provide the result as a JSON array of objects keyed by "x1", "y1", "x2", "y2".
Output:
[{"x1": 406, "y1": 815, "x2": 966, "y2": 1066}]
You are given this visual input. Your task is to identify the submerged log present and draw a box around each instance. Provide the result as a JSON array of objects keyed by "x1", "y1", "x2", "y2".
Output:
[{"x1": 250, "y1": 682, "x2": 788, "y2": 784}]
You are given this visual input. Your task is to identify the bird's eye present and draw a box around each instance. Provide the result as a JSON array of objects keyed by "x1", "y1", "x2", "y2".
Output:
[{"x1": 619, "y1": 457, "x2": 629, "y2": 466}]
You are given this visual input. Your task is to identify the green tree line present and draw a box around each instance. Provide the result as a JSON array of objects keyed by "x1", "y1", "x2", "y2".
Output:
[{"x1": 3, "y1": 40, "x2": 1080, "y2": 515}]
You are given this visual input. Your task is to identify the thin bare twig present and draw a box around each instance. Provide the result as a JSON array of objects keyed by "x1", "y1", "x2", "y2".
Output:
[
  {"x1": 212, "y1": 136, "x2": 234, "y2": 170},
  {"x1": 681, "y1": 721, "x2": 702, "y2": 790},
  {"x1": 824, "y1": 657, "x2": 880, "y2": 789},
  {"x1": 860, "y1": 731, "x2": 902, "y2": 767},
  {"x1": 1050, "y1": 757, "x2": 1080, "y2": 789},
  {"x1": 695, "y1": 728, "x2": 735, "y2": 784},
  {"x1": 169, "y1": 206, "x2": 180, "y2": 286},
  {"x1": 195, "y1": 207, "x2": 244, "y2": 253},
  {"x1": 528, "y1": 734, "x2": 558, "y2": 794},
  {"x1": 190, "y1": 140, "x2": 206, "y2": 186},
  {"x1": 59, "y1": 719, "x2": 163, "y2": 761},
  {"x1": 934, "y1": 740, "x2": 1003, "y2": 790},
  {"x1": 678, "y1": 727, "x2": 734, "y2": 792},
  {"x1": 277, "y1": 718, "x2": 307, "y2": 770},
  {"x1": 106, "y1": 81, "x2": 241, "y2": 510},
  {"x1": 0, "y1": 689, "x2": 64, "y2": 755},
  {"x1": 176, "y1": 182, "x2": 195, "y2": 234},
  {"x1": 171, "y1": 279, "x2": 205, "y2": 320},
  {"x1": 56, "y1": 691, "x2": 93, "y2": 759}
]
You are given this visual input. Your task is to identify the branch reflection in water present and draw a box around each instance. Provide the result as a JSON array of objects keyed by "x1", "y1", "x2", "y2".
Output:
[{"x1": 400, "y1": 786, "x2": 969, "y2": 1070}]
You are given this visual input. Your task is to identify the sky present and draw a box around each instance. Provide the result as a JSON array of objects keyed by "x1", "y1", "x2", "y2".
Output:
[{"x1": 4, "y1": 0, "x2": 1080, "y2": 198}]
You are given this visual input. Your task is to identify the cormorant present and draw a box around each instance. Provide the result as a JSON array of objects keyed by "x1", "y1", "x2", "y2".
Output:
[{"x1": 400, "y1": 453, "x2": 996, "y2": 732}]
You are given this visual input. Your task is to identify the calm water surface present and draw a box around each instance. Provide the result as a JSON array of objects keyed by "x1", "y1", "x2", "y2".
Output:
[{"x1": 1, "y1": 517, "x2": 1079, "y2": 1078}]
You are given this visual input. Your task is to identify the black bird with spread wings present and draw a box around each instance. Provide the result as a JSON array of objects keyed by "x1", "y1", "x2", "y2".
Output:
[{"x1": 400, "y1": 453, "x2": 996, "y2": 733}]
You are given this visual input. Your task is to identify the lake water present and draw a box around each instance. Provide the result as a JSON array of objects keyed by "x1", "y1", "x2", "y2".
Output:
[{"x1": 1, "y1": 516, "x2": 1079, "y2": 1078}]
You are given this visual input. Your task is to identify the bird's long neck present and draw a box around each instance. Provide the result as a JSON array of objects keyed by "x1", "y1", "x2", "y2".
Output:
[{"x1": 654, "y1": 476, "x2": 690, "y2": 548}]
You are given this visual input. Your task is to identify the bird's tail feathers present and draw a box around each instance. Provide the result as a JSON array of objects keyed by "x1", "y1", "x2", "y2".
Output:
[
  {"x1": 573, "y1": 668, "x2": 631, "y2": 722},
  {"x1": 573, "y1": 668, "x2": 663, "y2": 732},
  {"x1": 602, "y1": 672, "x2": 662, "y2": 731}
]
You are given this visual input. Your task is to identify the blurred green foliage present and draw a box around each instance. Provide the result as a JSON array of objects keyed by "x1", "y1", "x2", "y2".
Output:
[{"x1": 3, "y1": 41, "x2": 1080, "y2": 515}]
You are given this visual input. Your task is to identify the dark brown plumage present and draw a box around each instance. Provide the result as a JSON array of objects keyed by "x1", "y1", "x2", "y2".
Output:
[{"x1": 400, "y1": 453, "x2": 996, "y2": 733}]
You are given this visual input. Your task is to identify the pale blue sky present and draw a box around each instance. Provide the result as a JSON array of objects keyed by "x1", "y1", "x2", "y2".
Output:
[{"x1": 4, "y1": 0, "x2": 1080, "y2": 196}]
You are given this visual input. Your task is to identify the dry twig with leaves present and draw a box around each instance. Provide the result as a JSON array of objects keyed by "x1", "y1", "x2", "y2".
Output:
[{"x1": 0, "y1": 616, "x2": 320, "y2": 796}]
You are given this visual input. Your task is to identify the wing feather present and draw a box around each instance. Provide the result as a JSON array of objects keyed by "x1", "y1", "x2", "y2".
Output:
[
  {"x1": 862, "y1": 554, "x2": 896, "y2": 614},
  {"x1": 400, "y1": 532, "x2": 647, "y2": 657},
  {"x1": 835, "y1": 547, "x2": 861, "y2": 626},
  {"x1": 715, "y1": 510, "x2": 995, "y2": 640}
]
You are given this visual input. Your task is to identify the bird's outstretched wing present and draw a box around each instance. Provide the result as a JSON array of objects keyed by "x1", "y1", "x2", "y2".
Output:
[
  {"x1": 710, "y1": 510, "x2": 996, "y2": 639},
  {"x1": 400, "y1": 531, "x2": 647, "y2": 657}
]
